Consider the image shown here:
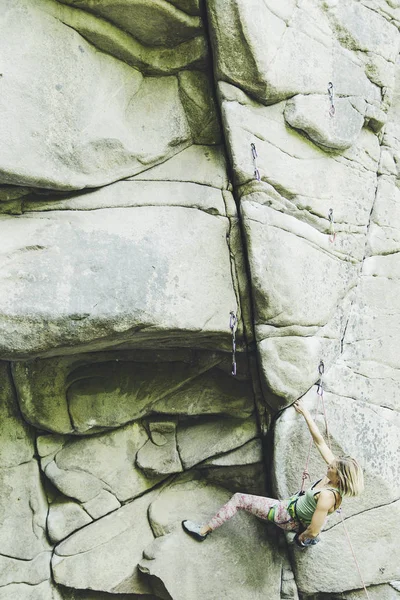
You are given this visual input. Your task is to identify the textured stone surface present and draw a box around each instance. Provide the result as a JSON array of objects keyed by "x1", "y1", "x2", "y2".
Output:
[
  {"x1": 1, "y1": 0, "x2": 193, "y2": 190},
  {"x1": 137, "y1": 421, "x2": 183, "y2": 476},
  {"x1": 177, "y1": 415, "x2": 258, "y2": 468},
  {"x1": 1, "y1": 0, "x2": 400, "y2": 598},
  {"x1": 22, "y1": 180, "x2": 227, "y2": 215},
  {"x1": 0, "y1": 461, "x2": 50, "y2": 560},
  {"x1": 0, "y1": 362, "x2": 34, "y2": 467},
  {"x1": 141, "y1": 480, "x2": 284, "y2": 600},
  {"x1": 339, "y1": 583, "x2": 400, "y2": 599},
  {"x1": 55, "y1": 0, "x2": 203, "y2": 47},
  {"x1": 0, "y1": 582, "x2": 63, "y2": 600},
  {"x1": 41, "y1": 422, "x2": 166, "y2": 504},
  {"x1": 129, "y1": 144, "x2": 229, "y2": 189},
  {"x1": 47, "y1": 498, "x2": 93, "y2": 544},
  {"x1": 53, "y1": 490, "x2": 158, "y2": 594},
  {"x1": 284, "y1": 95, "x2": 366, "y2": 150},
  {"x1": 1, "y1": 206, "x2": 236, "y2": 358},
  {"x1": 13, "y1": 353, "x2": 245, "y2": 434}
]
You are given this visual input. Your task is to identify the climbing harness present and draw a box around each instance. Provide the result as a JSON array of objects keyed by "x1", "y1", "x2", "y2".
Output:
[
  {"x1": 328, "y1": 82, "x2": 335, "y2": 117},
  {"x1": 298, "y1": 361, "x2": 370, "y2": 598},
  {"x1": 328, "y1": 208, "x2": 336, "y2": 243},
  {"x1": 229, "y1": 311, "x2": 238, "y2": 376},
  {"x1": 251, "y1": 143, "x2": 261, "y2": 182}
]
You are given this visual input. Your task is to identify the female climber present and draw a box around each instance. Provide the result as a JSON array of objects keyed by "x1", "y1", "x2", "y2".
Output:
[{"x1": 182, "y1": 399, "x2": 364, "y2": 548}]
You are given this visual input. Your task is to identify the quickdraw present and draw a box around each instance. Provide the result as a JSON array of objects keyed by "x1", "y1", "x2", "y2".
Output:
[
  {"x1": 229, "y1": 311, "x2": 238, "y2": 376},
  {"x1": 300, "y1": 360, "x2": 332, "y2": 492},
  {"x1": 328, "y1": 82, "x2": 335, "y2": 117},
  {"x1": 251, "y1": 143, "x2": 261, "y2": 182},
  {"x1": 328, "y1": 208, "x2": 336, "y2": 243}
]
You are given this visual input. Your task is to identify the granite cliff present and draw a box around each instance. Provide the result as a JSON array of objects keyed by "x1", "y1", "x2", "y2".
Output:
[{"x1": 0, "y1": 0, "x2": 399, "y2": 598}]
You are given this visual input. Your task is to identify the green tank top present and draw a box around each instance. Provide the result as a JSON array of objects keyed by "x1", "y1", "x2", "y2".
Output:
[{"x1": 295, "y1": 481, "x2": 341, "y2": 525}]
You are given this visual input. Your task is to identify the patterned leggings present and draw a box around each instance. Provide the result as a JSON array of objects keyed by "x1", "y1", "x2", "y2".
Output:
[{"x1": 207, "y1": 493, "x2": 300, "y2": 532}]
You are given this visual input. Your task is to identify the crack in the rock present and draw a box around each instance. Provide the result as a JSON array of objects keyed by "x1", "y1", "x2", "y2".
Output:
[
  {"x1": 22, "y1": 204, "x2": 227, "y2": 219},
  {"x1": 244, "y1": 215, "x2": 360, "y2": 264},
  {"x1": 129, "y1": 176, "x2": 228, "y2": 191},
  {"x1": 0, "y1": 551, "x2": 50, "y2": 563},
  {"x1": 196, "y1": 435, "x2": 260, "y2": 468},
  {"x1": 324, "y1": 496, "x2": 400, "y2": 532}
]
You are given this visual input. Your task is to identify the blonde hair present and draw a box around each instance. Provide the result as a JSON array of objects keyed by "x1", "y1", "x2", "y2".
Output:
[{"x1": 335, "y1": 456, "x2": 364, "y2": 497}]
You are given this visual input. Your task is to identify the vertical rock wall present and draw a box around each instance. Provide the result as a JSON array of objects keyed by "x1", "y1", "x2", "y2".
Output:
[{"x1": 0, "y1": 0, "x2": 399, "y2": 598}]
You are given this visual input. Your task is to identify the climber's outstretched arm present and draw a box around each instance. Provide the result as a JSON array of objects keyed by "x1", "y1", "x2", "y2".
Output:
[{"x1": 293, "y1": 400, "x2": 336, "y2": 465}]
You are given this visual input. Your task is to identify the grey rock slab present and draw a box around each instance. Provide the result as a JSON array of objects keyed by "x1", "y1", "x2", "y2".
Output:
[
  {"x1": 152, "y1": 367, "x2": 255, "y2": 418},
  {"x1": 137, "y1": 422, "x2": 183, "y2": 476},
  {"x1": 0, "y1": 461, "x2": 50, "y2": 560},
  {"x1": 0, "y1": 582, "x2": 63, "y2": 600},
  {"x1": 207, "y1": 0, "x2": 288, "y2": 103},
  {"x1": 367, "y1": 177, "x2": 400, "y2": 257},
  {"x1": 82, "y1": 489, "x2": 121, "y2": 520},
  {"x1": 208, "y1": 0, "x2": 378, "y2": 104},
  {"x1": 241, "y1": 200, "x2": 359, "y2": 401},
  {"x1": 257, "y1": 336, "x2": 337, "y2": 406},
  {"x1": 44, "y1": 460, "x2": 105, "y2": 504},
  {"x1": 45, "y1": 422, "x2": 164, "y2": 503},
  {"x1": 22, "y1": 180, "x2": 226, "y2": 216},
  {"x1": 325, "y1": 271, "x2": 400, "y2": 413},
  {"x1": 284, "y1": 95, "x2": 365, "y2": 151},
  {"x1": 326, "y1": 0, "x2": 399, "y2": 62},
  {"x1": 148, "y1": 479, "x2": 229, "y2": 537},
  {"x1": 242, "y1": 202, "x2": 359, "y2": 328},
  {"x1": 221, "y1": 94, "x2": 378, "y2": 224},
  {"x1": 201, "y1": 438, "x2": 263, "y2": 467},
  {"x1": 0, "y1": 552, "x2": 51, "y2": 587},
  {"x1": 141, "y1": 481, "x2": 284, "y2": 600},
  {"x1": 292, "y1": 501, "x2": 400, "y2": 594},
  {"x1": 47, "y1": 498, "x2": 93, "y2": 544},
  {"x1": 149, "y1": 421, "x2": 176, "y2": 446},
  {"x1": 56, "y1": 0, "x2": 203, "y2": 47},
  {"x1": 178, "y1": 70, "x2": 221, "y2": 145},
  {"x1": 37, "y1": 434, "x2": 67, "y2": 459},
  {"x1": 0, "y1": 361, "x2": 34, "y2": 468},
  {"x1": 67, "y1": 358, "x2": 222, "y2": 433},
  {"x1": 177, "y1": 415, "x2": 258, "y2": 469},
  {"x1": 200, "y1": 463, "x2": 266, "y2": 496},
  {"x1": 39, "y1": 0, "x2": 207, "y2": 75},
  {"x1": 0, "y1": 207, "x2": 236, "y2": 358},
  {"x1": 53, "y1": 490, "x2": 159, "y2": 594},
  {"x1": 339, "y1": 583, "x2": 400, "y2": 599},
  {"x1": 13, "y1": 351, "x2": 221, "y2": 434},
  {"x1": 1, "y1": 0, "x2": 192, "y2": 190},
  {"x1": 129, "y1": 144, "x2": 229, "y2": 190}
]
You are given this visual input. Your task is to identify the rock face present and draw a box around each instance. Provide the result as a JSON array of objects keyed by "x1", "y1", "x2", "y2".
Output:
[{"x1": 0, "y1": 0, "x2": 399, "y2": 599}]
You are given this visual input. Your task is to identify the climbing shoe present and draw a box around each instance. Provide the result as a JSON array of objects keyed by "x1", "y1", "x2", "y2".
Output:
[
  {"x1": 294, "y1": 533, "x2": 320, "y2": 549},
  {"x1": 182, "y1": 520, "x2": 209, "y2": 541}
]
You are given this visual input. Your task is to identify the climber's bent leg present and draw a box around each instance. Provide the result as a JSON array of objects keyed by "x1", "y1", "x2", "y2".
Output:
[{"x1": 206, "y1": 492, "x2": 280, "y2": 531}]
